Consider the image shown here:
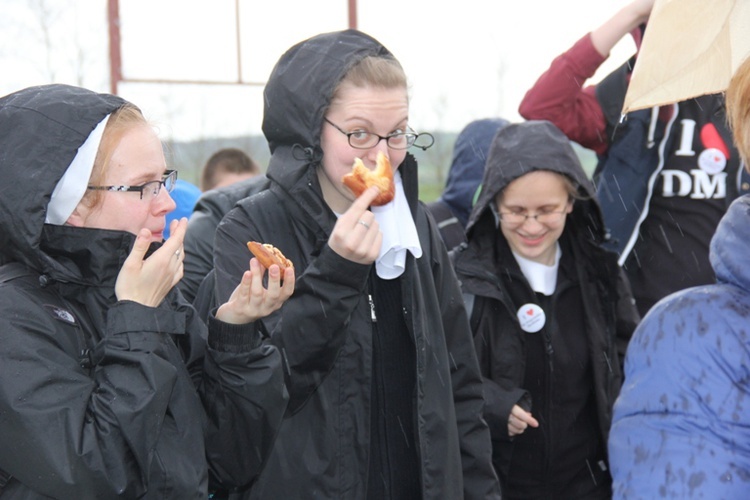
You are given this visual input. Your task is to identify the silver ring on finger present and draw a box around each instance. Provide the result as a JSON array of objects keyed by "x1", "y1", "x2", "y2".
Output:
[
  {"x1": 357, "y1": 219, "x2": 370, "y2": 229},
  {"x1": 174, "y1": 250, "x2": 181, "y2": 258}
]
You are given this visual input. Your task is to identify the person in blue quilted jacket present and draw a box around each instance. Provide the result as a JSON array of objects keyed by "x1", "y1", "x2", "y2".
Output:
[{"x1": 608, "y1": 55, "x2": 750, "y2": 498}]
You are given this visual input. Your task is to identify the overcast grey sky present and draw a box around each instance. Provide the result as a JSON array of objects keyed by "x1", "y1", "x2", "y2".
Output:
[{"x1": 1, "y1": 0, "x2": 636, "y2": 141}]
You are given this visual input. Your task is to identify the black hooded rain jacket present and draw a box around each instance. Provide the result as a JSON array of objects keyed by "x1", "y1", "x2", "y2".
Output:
[
  {"x1": 452, "y1": 121, "x2": 639, "y2": 497},
  {"x1": 212, "y1": 30, "x2": 500, "y2": 499},
  {"x1": 0, "y1": 84, "x2": 287, "y2": 499}
]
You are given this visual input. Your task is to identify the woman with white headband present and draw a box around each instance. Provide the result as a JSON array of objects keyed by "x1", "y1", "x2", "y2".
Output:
[{"x1": 0, "y1": 84, "x2": 292, "y2": 499}]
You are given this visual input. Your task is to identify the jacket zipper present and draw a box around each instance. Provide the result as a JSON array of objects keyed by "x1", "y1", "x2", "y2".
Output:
[
  {"x1": 368, "y1": 294, "x2": 377, "y2": 323},
  {"x1": 541, "y1": 278, "x2": 575, "y2": 491}
]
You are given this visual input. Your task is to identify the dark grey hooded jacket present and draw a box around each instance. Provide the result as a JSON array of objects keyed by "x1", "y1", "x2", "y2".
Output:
[
  {"x1": 452, "y1": 121, "x2": 639, "y2": 491},
  {"x1": 0, "y1": 84, "x2": 287, "y2": 499},
  {"x1": 179, "y1": 174, "x2": 270, "y2": 304},
  {"x1": 212, "y1": 30, "x2": 500, "y2": 499}
]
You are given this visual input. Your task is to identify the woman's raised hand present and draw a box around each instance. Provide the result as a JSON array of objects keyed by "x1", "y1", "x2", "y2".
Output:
[
  {"x1": 216, "y1": 258, "x2": 295, "y2": 324},
  {"x1": 508, "y1": 404, "x2": 540, "y2": 437},
  {"x1": 115, "y1": 217, "x2": 188, "y2": 307},
  {"x1": 328, "y1": 186, "x2": 382, "y2": 264}
]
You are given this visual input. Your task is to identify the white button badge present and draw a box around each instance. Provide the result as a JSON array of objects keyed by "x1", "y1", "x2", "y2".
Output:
[{"x1": 517, "y1": 303, "x2": 546, "y2": 333}]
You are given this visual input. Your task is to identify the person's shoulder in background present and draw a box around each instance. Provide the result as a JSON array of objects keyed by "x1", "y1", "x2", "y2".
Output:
[
  {"x1": 165, "y1": 179, "x2": 201, "y2": 239},
  {"x1": 428, "y1": 118, "x2": 509, "y2": 251},
  {"x1": 178, "y1": 175, "x2": 271, "y2": 304}
]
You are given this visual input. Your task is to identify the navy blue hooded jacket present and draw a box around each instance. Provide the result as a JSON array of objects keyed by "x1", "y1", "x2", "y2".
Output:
[{"x1": 427, "y1": 118, "x2": 508, "y2": 250}]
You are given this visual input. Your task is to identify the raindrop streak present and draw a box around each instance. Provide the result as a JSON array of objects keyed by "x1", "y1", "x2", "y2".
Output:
[
  {"x1": 396, "y1": 416, "x2": 410, "y2": 447},
  {"x1": 585, "y1": 459, "x2": 598, "y2": 486},
  {"x1": 317, "y1": 299, "x2": 328, "y2": 319},
  {"x1": 691, "y1": 251, "x2": 701, "y2": 270},
  {"x1": 659, "y1": 225, "x2": 674, "y2": 254},
  {"x1": 281, "y1": 348, "x2": 291, "y2": 376},
  {"x1": 449, "y1": 352, "x2": 457, "y2": 371}
]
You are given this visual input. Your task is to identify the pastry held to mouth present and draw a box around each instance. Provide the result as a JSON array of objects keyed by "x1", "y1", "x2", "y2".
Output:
[{"x1": 342, "y1": 151, "x2": 394, "y2": 206}]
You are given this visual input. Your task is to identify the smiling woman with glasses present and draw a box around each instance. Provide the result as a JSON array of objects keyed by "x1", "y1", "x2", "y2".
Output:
[
  {"x1": 451, "y1": 120, "x2": 639, "y2": 498},
  {"x1": 497, "y1": 206, "x2": 571, "y2": 227}
]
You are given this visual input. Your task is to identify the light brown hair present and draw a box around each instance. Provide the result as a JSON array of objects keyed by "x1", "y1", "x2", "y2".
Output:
[
  {"x1": 329, "y1": 55, "x2": 408, "y2": 108},
  {"x1": 496, "y1": 171, "x2": 584, "y2": 206},
  {"x1": 79, "y1": 103, "x2": 148, "y2": 209},
  {"x1": 726, "y1": 56, "x2": 750, "y2": 166}
]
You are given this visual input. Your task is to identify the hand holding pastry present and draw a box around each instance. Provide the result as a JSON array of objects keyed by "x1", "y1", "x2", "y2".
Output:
[
  {"x1": 328, "y1": 186, "x2": 382, "y2": 264},
  {"x1": 216, "y1": 250, "x2": 295, "y2": 324}
]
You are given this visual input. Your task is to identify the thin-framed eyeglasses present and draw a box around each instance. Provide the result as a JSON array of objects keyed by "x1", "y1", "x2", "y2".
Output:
[
  {"x1": 87, "y1": 169, "x2": 178, "y2": 201},
  {"x1": 324, "y1": 118, "x2": 434, "y2": 151},
  {"x1": 498, "y1": 208, "x2": 569, "y2": 226}
]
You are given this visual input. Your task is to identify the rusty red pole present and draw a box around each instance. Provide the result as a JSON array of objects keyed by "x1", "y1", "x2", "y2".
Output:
[
  {"x1": 348, "y1": 0, "x2": 357, "y2": 29},
  {"x1": 108, "y1": 0, "x2": 122, "y2": 95},
  {"x1": 235, "y1": 0, "x2": 243, "y2": 83}
]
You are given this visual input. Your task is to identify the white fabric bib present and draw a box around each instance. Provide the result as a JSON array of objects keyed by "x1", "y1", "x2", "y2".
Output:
[{"x1": 512, "y1": 242, "x2": 561, "y2": 296}]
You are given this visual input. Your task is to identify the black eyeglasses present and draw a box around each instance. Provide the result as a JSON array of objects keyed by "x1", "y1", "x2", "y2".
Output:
[
  {"x1": 498, "y1": 208, "x2": 569, "y2": 227},
  {"x1": 87, "y1": 169, "x2": 178, "y2": 202},
  {"x1": 324, "y1": 118, "x2": 434, "y2": 151}
]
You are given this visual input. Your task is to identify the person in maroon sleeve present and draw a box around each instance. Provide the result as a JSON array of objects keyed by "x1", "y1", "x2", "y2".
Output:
[
  {"x1": 519, "y1": 0, "x2": 750, "y2": 317},
  {"x1": 519, "y1": 0, "x2": 651, "y2": 156}
]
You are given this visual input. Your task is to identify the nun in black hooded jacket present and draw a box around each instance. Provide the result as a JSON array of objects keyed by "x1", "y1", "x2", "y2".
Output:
[
  {"x1": 0, "y1": 84, "x2": 289, "y2": 499},
  {"x1": 452, "y1": 120, "x2": 639, "y2": 499},
  {"x1": 212, "y1": 30, "x2": 500, "y2": 499}
]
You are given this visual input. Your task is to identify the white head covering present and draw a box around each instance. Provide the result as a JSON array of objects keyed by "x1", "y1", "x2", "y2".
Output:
[
  {"x1": 371, "y1": 170, "x2": 422, "y2": 279},
  {"x1": 45, "y1": 114, "x2": 110, "y2": 225}
]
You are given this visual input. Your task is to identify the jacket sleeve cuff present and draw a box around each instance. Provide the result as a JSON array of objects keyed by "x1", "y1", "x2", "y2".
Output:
[
  {"x1": 108, "y1": 300, "x2": 185, "y2": 334},
  {"x1": 316, "y1": 244, "x2": 372, "y2": 290},
  {"x1": 206, "y1": 309, "x2": 264, "y2": 352}
]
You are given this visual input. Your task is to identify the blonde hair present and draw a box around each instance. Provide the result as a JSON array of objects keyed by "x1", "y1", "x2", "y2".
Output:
[
  {"x1": 726, "y1": 56, "x2": 750, "y2": 165},
  {"x1": 497, "y1": 171, "x2": 583, "y2": 205},
  {"x1": 79, "y1": 104, "x2": 148, "y2": 209},
  {"x1": 330, "y1": 55, "x2": 408, "y2": 107}
]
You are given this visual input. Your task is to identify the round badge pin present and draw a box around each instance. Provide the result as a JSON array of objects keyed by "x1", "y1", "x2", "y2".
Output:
[
  {"x1": 698, "y1": 147, "x2": 726, "y2": 175},
  {"x1": 517, "y1": 303, "x2": 546, "y2": 333}
]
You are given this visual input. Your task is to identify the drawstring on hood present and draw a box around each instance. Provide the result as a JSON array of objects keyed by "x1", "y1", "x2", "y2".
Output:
[{"x1": 291, "y1": 143, "x2": 323, "y2": 164}]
